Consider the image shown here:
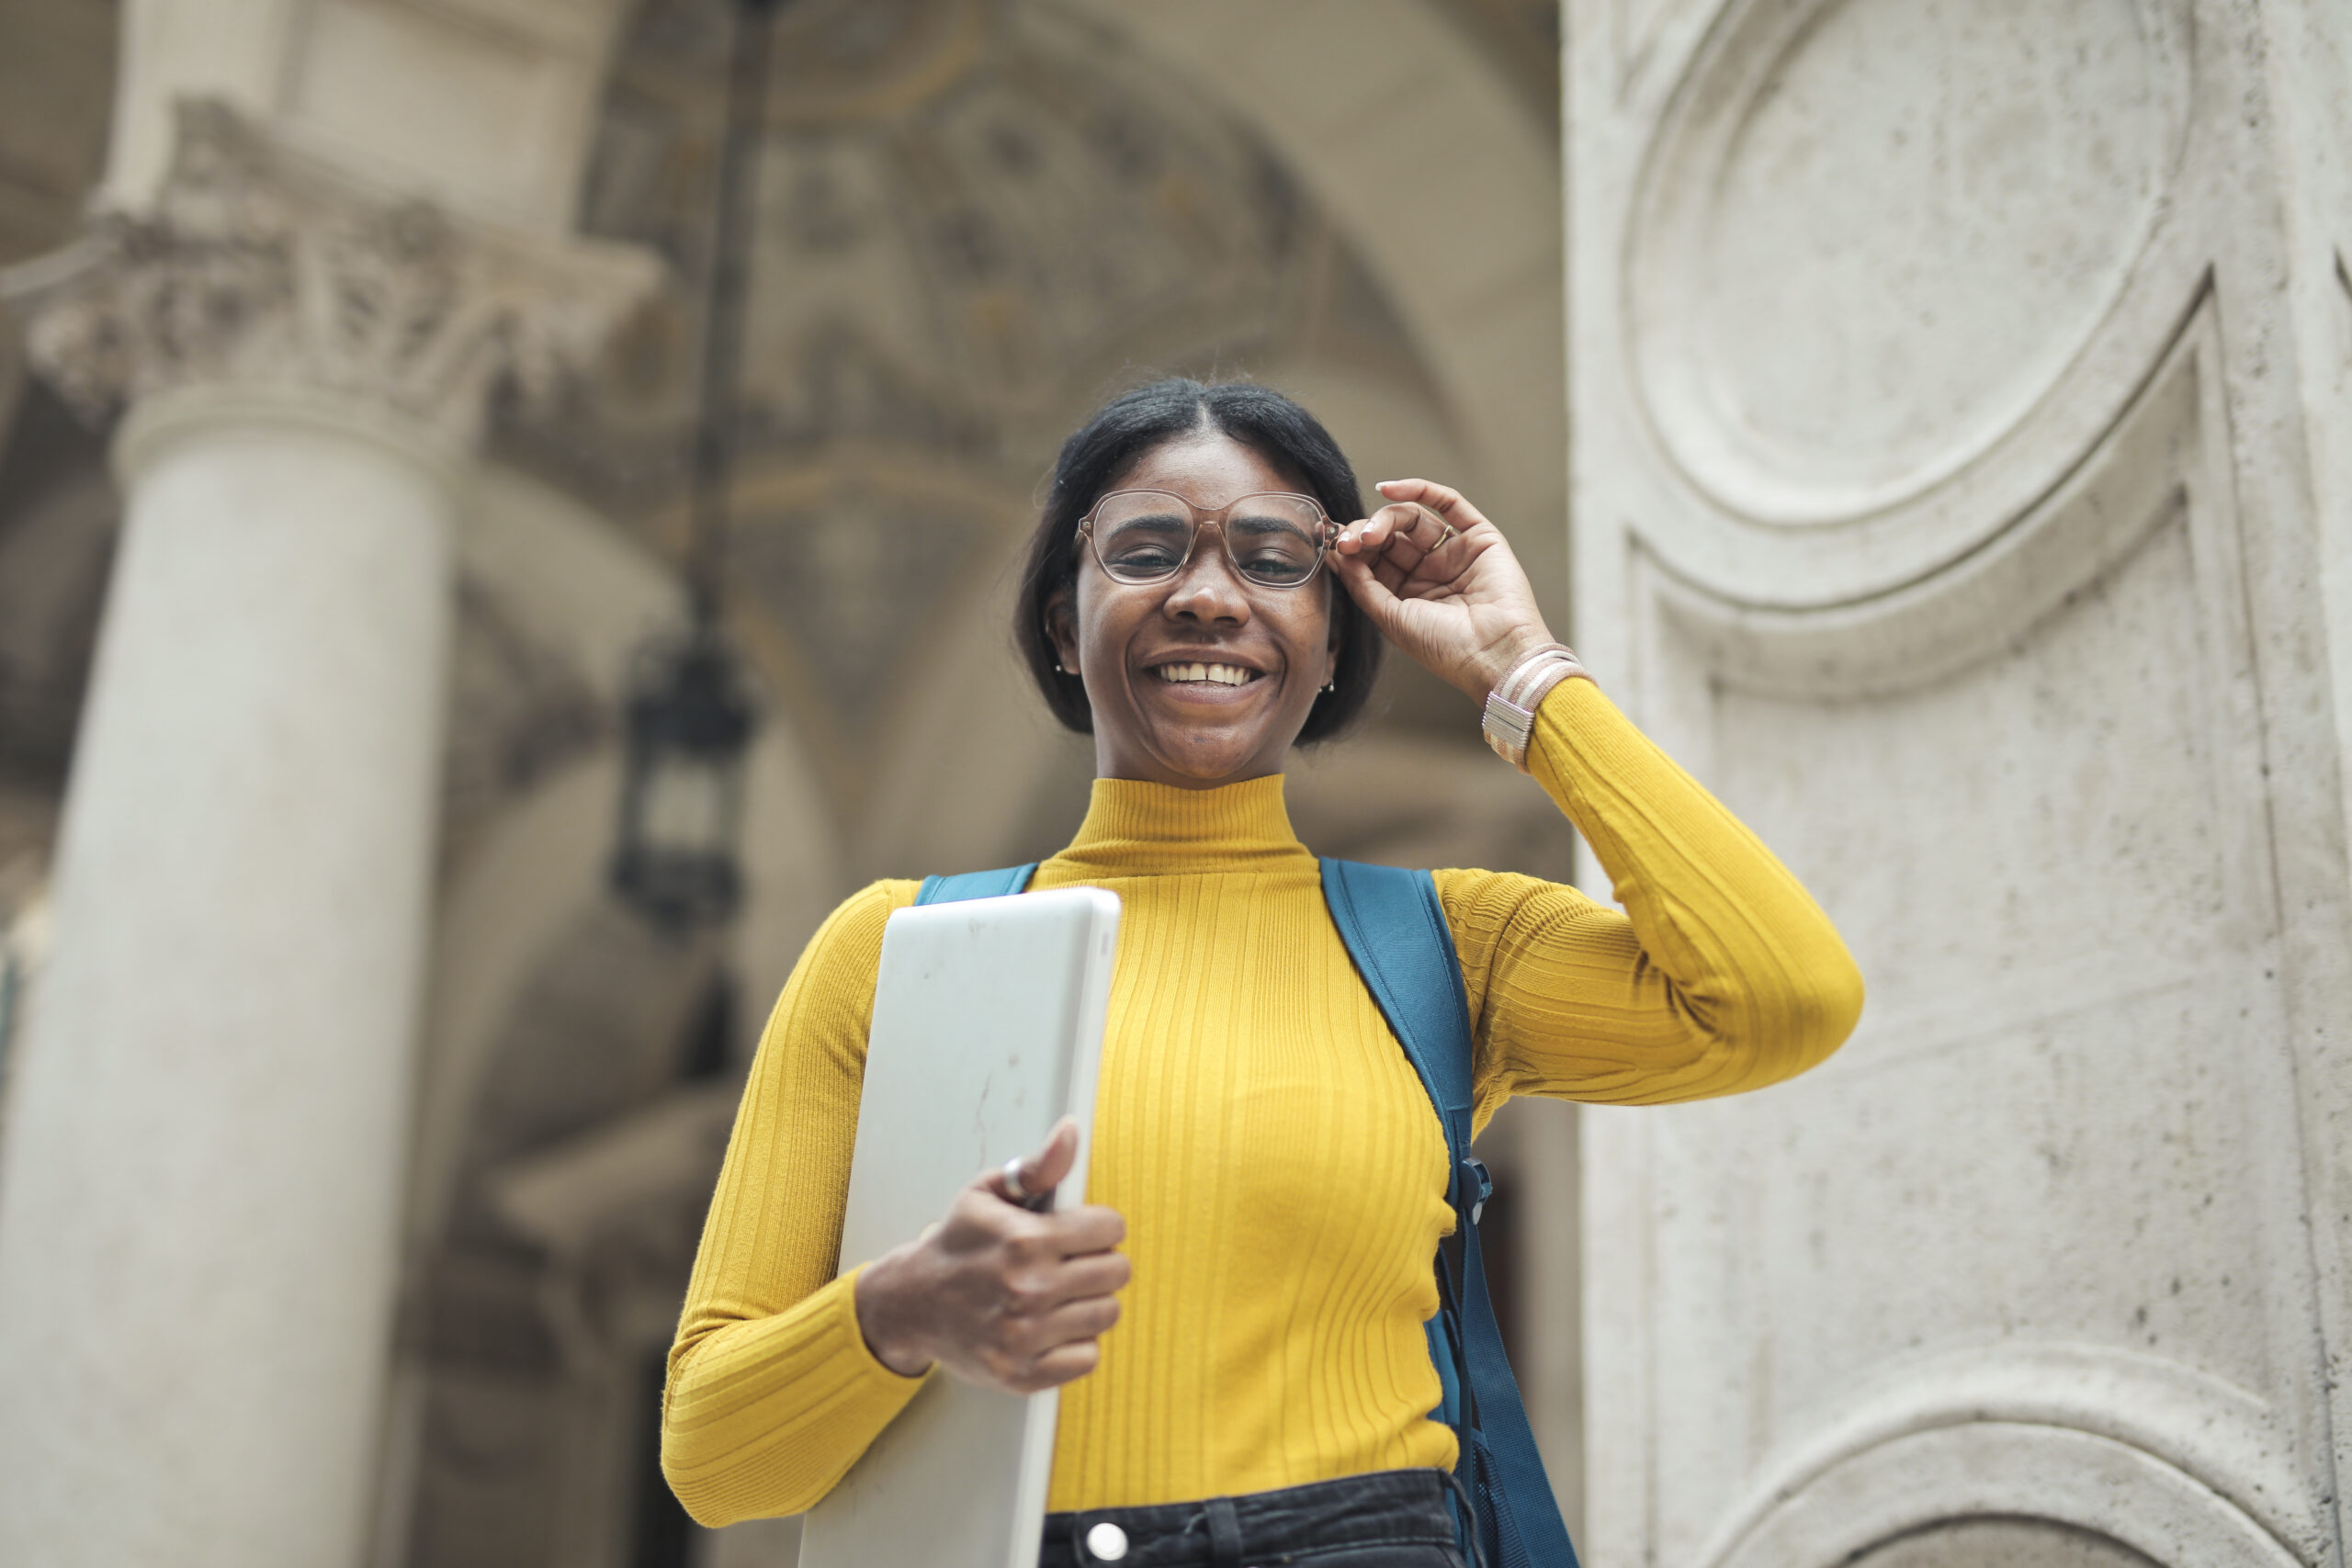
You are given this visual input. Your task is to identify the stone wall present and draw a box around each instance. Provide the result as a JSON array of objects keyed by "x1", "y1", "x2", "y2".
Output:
[{"x1": 1564, "y1": 0, "x2": 2352, "y2": 1564}]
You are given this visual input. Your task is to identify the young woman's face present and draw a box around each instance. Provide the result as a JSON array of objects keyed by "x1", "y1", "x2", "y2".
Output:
[{"x1": 1049, "y1": 432, "x2": 1340, "y2": 788}]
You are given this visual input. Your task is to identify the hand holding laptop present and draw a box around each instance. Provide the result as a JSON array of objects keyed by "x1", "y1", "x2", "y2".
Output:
[{"x1": 854, "y1": 1117, "x2": 1131, "y2": 1394}]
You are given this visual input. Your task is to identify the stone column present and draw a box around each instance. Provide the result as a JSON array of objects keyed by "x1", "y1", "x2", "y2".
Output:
[{"x1": 0, "y1": 103, "x2": 650, "y2": 1568}]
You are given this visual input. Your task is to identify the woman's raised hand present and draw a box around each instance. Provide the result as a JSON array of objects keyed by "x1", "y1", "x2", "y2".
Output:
[
  {"x1": 852, "y1": 1118, "x2": 1129, "y2": 1394},
  {"x1": 1332, "y1": 478, "x2": 1560, "y2": 702}
]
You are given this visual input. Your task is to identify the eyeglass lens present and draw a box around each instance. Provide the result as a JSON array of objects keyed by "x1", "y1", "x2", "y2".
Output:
[{"x1": 1091, "y1": 491, "x2": 1327, "y2": 587}]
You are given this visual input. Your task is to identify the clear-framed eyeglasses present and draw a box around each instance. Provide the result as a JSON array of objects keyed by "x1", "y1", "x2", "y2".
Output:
[{"x1": 1078, "y1": 489, "x2": 1338, "y2": 590}]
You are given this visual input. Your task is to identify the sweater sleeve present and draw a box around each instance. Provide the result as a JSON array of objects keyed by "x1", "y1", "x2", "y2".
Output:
[
  {"x1": 662, "y1": 878, "x2": 926, "y2": 1527},
  {"x1": 1437, "y1": 678, "x2": 1863, "y2": 1121}
]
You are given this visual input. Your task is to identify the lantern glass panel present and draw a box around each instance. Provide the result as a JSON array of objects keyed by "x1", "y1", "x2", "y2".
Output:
[
  {"x1": 610, "y1": 627, "x2": 755, "y2": 930},
  {"x1": 639, "y1": 750, "x2": 738, "y2": 857}
]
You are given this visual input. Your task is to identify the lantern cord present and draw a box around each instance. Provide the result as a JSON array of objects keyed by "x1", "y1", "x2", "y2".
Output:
[{"x1": 687, "y1": 0, "x2": 788, "y2": 629}]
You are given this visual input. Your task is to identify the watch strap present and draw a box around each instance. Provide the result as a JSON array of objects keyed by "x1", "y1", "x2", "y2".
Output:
[{"x1": 1481, "y1": 644, "x2": 1587, "y2": 771}]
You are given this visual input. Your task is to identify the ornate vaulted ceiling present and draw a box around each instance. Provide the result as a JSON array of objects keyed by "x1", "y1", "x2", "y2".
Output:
[{"x1": 501, "y1": 0, "x2": 1441, "y2": 803}]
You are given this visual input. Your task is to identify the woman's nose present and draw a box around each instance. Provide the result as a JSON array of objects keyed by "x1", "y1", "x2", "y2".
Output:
[{"x1": 1160, "y1": 524, "x2": 1250, "y2": 623}]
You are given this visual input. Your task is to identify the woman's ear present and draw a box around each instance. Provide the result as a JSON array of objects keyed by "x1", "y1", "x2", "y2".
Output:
[{"x1": 1045, "y1": 587, "x2": 1081, "y2": 676}]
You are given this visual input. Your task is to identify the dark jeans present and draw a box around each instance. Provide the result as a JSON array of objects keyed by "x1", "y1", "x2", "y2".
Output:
[{"x1": 1039, "y1": 1467, "x2": 1467, "y2": 1567}]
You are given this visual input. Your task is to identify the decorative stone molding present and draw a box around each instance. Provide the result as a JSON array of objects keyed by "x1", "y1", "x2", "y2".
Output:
[
  {"x1": 1619, "y1": 0, "x2": 2200, "y2": 605},
  {"x1": 7, "y1": 98, "x2": 657, "y2": 451},
  {"x1": 1714, "y1": 1422, "x2": 2303, "y2": 1568},
  {"x1": 1692, "y1": 1342, "x2": 2313, "y2": 1568},
  {"x1": 1648, "y1": 297, "x2": 2228, "y2": 701}
]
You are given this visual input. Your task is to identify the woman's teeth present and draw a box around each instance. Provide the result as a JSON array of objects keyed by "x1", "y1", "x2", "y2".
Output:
[{"x1": 1154, "y1": 662, "x2": 1260, "y2": 686}]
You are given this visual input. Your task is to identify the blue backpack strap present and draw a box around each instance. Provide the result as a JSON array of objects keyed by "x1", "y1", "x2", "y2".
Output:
[
  {"x1": 916, "y1": 864, "x2": 1037, "y2": 905},
  {"x1": 1321, "y1": 858, "x2": 1580, "y2": 1568}
]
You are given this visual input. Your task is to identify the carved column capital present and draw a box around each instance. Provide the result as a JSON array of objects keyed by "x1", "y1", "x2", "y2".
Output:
[{"x1": 9, "y1": 99, "x2": 658, "y2": 451}]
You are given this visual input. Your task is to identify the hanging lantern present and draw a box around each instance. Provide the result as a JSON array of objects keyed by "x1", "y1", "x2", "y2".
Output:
[
  {"x1": 610, "y1": 626, "x2": 755, "y2": 931},
  {"x1": 608, "y1": 0, "x2": 785, "y2": 933}
]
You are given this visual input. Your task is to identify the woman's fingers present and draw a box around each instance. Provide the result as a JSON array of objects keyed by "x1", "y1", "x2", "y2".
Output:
[
  {"x1": 1378, "y1": 504, "x2": 1456, "y2": 592},
  {"x1": 1049, "y1": 1247, "x2": 1132, "y2": 1299},
  {"x1": 1010, "y1": 1290, "x2": 1123, "y2": 1346},
  {"x1": 1339, "y1": 512, "x2": 1463, "y2": 599},
  {"x1": 959, "y1": 1182, "x2": 1121, "y2": 1270},
  {"x1": 1000, "y1": 1296, "x2": 1120, "y2": 1392},
  {"x1": 1334, "y1": 548, "x2": 1408, "y2": 625},
  {"x1": 989, "y1": 1116, "x2": 1080, "y2": 1208},
  {"x1": 1046, "y1": 1201, "x2": 1127, "y2": 1258},
  {"x1": 974, "y1": 1214, "x2": 1128, "y2": 1390},
  {"x1": 1376, "y1": 476, "x2": 1495, "y2": 533},
  {"x1": 1336, "y1": 549, "x2": 1442, "y2": 656},
  {"x1": 1372, "y1": 479, "x2": 1496, "y2": 581},
  {"x1": 1023, "y1": 1116, "x2": 1079, "y2": 1191},
  {"x1": 1009, "y1": 1245, "x2": 1130, "y2": 1314},
  {"x1": 1011, "y1": 1339, "x2": 1102, "y2": 1393},
  {"x1": 1340, "y1": 500, "x2": 1448, "y2": 554},
  {"x1": 1339, "y1": 495, "x2": 1482, "y2": 595}
]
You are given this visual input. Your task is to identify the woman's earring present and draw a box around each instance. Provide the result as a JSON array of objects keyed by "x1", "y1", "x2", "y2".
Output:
[
  {"x1": 1321, "y1": 678, "x2": 1337, "y2": 694},
  {"x1": 1057, "y1": 661, "x2": 1077, "y2": 675}
]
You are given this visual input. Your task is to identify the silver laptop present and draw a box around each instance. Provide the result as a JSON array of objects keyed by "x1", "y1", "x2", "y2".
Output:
[{"x1": 798, "y1": 886, "x2": 1121, "y2": 1568}]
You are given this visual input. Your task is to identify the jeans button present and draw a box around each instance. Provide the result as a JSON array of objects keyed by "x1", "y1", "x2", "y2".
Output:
[{"x1": 1084, "y1": 1520, "x2": 1130, "y2": 1561}]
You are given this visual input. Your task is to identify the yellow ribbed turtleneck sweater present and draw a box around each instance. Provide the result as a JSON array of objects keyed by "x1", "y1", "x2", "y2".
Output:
[{"x1": 662, "y1": 680, "x2": 1863, "y2": 1525}]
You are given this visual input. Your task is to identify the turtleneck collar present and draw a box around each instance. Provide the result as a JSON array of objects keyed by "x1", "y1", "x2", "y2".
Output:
[{"x1": 1044, "y1": 773, "x2": 1317, "y2": 879}]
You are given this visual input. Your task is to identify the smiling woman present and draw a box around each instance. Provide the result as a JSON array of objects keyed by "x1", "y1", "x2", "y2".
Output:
[
  {"x1": 1046, "y1": 442, "x2": 1354, "y2": 784},
  {"x1": 1018, "y1": 380, "x2": 1386, "y2": 771},
  {"x1": 660, "y1": 379, "x2": 1866, "y2": 1568}
]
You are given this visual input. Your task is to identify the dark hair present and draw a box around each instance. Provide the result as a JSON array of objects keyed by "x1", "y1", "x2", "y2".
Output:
[{"x1": 1013, "y1": 378, "x2": 1382, "y2": 743}]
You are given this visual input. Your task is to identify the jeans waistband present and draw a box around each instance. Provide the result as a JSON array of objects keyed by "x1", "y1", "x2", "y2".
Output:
[{"x1": 1039, "y1": 1467, "x2": 1458, "y2": 1566}]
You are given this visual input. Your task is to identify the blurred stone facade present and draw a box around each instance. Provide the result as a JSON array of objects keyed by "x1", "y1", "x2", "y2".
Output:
[
  {"x1": 0, "y1": 4, "x2": 1572, "y2": 1567},
  {"x1": 4, "y1": 3, "x2": 2348, "y2": 1568}
]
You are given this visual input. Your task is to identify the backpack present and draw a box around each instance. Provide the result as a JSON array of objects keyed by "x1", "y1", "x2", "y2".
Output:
[{"x1": 917, "y1": 859, "x2": 1580, "y2": 1568}]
